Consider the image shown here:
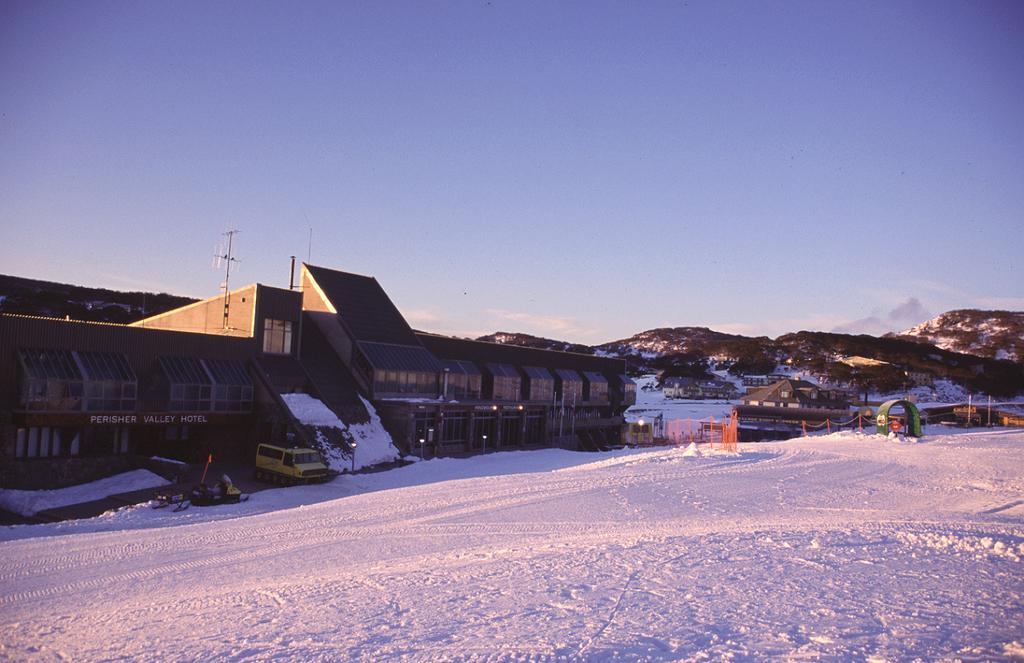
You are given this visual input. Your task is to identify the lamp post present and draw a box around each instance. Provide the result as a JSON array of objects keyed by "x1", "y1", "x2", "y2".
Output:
[
  {"x1": 427, "y1": 427, "x2": 434, "y2": 458},
  {"x1": 482, "y1": 433, "x2": 488, "y2": 453},
  {"x1": 349, "y1": 441, "x2": 358, "y2": 473},
  {"x1": 419, "y1": 437, "x2": 426, "y2": 460}
]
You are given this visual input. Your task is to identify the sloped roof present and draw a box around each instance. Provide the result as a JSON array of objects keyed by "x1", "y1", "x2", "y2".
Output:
[
  {"x1": 743, "y1": 378, "x2": 819, "y2": 403},
  {"x1": 303, "y1": 264, "x2": 419, "y2": 346},
  {"x1": 416, "y1": 332, "x2": 624, "y2": 376},
  {"x1": 358, "y1": 341, "x2": 444, "y2": 373}
]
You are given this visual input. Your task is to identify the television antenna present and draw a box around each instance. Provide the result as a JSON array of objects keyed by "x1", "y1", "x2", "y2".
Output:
[{"x1": 212, "y1": 229, "x2": 241, "y2": 330}]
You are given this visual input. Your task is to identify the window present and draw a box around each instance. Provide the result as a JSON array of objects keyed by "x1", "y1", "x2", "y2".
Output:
[
  {"x1": 442, "y1": 361, "x2": 481, "y2": 400},
  {"x1": 442, "y1": 413, "x2": 468, "y2": 444},
  {"x1": 161, "y1": 356, "x2": 212, "y2": 411},
  {"x1": 522, "y1": 367, "x2": 554, "y2": 402},
  {"x1": 583, "y1": 372, "x2": 609, "y2": 404},
  {"x1": 258, "y1": 445, "x2": 284, "y2": 460},
  {"x1": 205, "y1": 359, "x2": 253, "y2": 412},
  {"x1": 263, "y1": 319, "x2": 293, "y2": 354},
  {"x1": 486, "y1": 364, "x2": 521, "y2": 401},
  {"x1": 555, "y1": 369, "x2": 584, "y2": 406}
]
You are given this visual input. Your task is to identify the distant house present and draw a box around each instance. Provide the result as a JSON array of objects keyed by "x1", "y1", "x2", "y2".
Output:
[
  {"x1": 663, "y1": 377, "x2": 738, "y2": 400},
  {"x1": 902, "y1": 369, "x2": 933, "y2": 387},
  {"x1": 740, "y1": 378, "x2": 848, "y2": 409},
  {"x1": 735, "y1": 378, "x2": 852, "y2": 426},
  {"x1": 741, "y1": 375, "x2": 773, "y2": 388}
]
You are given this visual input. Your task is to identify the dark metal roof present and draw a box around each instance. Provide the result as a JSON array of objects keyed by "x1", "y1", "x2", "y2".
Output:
[
  {"x1": 159, "y1": 356, "x2": 211, "y2": 385},
  {"x1": 77, "y1": 350, "x2": 137, "y2": 381},
  {"x1": 204, "y1": 358, "x2": 252, "y2": 386},
  {"x1": 358, "y1": 341, "x2": 444, "y2": 374},
  {"x1": 18, "y1": 348, "x2": 82, "y2": 380},
  {"x1": 522, "y1": 366, "x2": 553, "y2": 380},
  {"x1": 619, "y1": 374, "x2": 636, "y2": 385},
  {"x1": 485, "y1": 363, "x2": 520, "y2": 379},
  {"x1": 555, "y1": 368, "x2": 582, "y2": 382},
  {"x1": 416, "y1": 333, "x2": 625, "y2": 377},
  {"x1": 442, "y1": 359, "x2": 480, "y2": 376},
  {"x1": 18, "y1": 348, "x2": 137, "y2": 382},
  {"x1": 582, "y1": 371, "x2": 608, "y2": 383},
  {"x1": 304, "y1": 264, "x2": 420, "y2": 345}
]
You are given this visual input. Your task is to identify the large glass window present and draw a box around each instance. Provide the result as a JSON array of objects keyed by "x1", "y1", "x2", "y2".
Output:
[
  {"x1": 160, "y1": 356, "x2": 254, "y2": 412},
  {"x1": 522, "y1": 367, "x2": 554, "y2": 403},
  {"x1": 442, "y1": 360, "x2": 482, "y2": 400},
  {"x1": 262, "y1": 319, "x2": 294, "y2": 355},
  {"x1": 205, "y1": 359, "x2": 254, "y2": 412},
  {"x1": 582, "y1": 372, "x2": 609, "y2": 404},
  {"x1": 486, "y1": 364, "x2": 521, "y2": 401},
  {"x1": 555, "y1": 369, "x2": 584, "y2": 406},
  {"x1": 18, "y1": 349, "x2": 136, "y2": 412},
  {"x1": 441, "y1": 413, "x2": 468, "y2": 445},
  {"x1": 619, "y1": 375, "x2": 637, "y2": 406},
  {"x1": 373, "y1": 369, "x2": 438, "y2": 397}
]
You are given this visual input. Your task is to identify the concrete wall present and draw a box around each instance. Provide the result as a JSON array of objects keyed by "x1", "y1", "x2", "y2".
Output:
[{"x1": 131, "y1": 285, "x2": 258, "y2": 337}]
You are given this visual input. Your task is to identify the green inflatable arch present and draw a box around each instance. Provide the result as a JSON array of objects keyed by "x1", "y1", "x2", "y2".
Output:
[{"x1": 875, "y1": 399, "x2": 923, "y2": 437}]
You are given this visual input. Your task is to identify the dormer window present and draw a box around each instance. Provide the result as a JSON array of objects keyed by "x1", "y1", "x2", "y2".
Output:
[
  {"x1": 263, "y1": 319, "x2": 293, "y2": 355},
  {"x1": 780, "y1": 390, "x2": 790, "y2": 399}
]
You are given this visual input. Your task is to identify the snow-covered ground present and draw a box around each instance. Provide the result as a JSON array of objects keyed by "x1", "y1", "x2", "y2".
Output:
[
  {"x1": 0, "y1": 469, "x2": 169, "y2": 517},
  {"x1": 1, "y1": 428, "x2": 1022, "y2": 660},
  {"x1": 626, "y1": 374, "x2": 737, "y2": 423}
]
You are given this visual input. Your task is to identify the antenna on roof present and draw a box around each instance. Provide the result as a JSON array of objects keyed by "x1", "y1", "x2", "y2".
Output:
[{"x1": 213, "y1": 229, "x2": 241, "y2": 330}]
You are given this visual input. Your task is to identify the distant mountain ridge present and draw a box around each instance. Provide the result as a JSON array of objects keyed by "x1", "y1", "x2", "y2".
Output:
[
  {"x1": 0, "y1": 274, "x2": 195, "y2": 324},
  {"x1": 2, "y1": 273, "x2": 1020, "y2": 396},
  {"x1": 476, "y1": 332, "x2": 596, "y2": 356},
  {"x1": 895, "y1": 309, "x2": 1024, "y2": 363},
  {"x1": 596, "y1": 327, "x2": 766, "y2": 358},
  {"x1": 475, "y1": 315, "x2": 1024, "y2": 397}
]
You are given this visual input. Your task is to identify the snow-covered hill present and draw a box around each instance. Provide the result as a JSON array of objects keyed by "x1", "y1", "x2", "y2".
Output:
[
  {"x1": 2, "y1": 430, "x2": 1022, "y2": 660},
  {"x1": 899, "y1": 309, "x2": 1024, "y2": 362},
  {"x1": 596, "y1": 326, "x2": 764, "y2": 358}
]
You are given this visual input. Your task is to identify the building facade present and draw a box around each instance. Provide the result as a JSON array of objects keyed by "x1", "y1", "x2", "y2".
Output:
[
  {"x1": 1, "y1": 264, "x2": 635, "y2": 489},
  {"x1": 662, "y1": 377, "x2": 738, "y2": 400}
]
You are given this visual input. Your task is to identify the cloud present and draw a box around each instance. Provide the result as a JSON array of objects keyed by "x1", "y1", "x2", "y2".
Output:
[
  {"x1": 832, "y1": 297, "x2": 931, "y2": 335},
  {"x1": 887, "y1": 297, "x2": 928, "y2": 323},
  {"x1": 709, "y1": 314, "x2": 850, "y2": 338},
  {"x1": 402, "y1": 308, "x2": 441, "y2": 325}
]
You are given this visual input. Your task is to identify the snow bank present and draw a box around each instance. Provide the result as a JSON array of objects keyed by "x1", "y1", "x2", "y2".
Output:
[
  {"x1": 280, "y1": 393, "x2": 400, "y2": 471},
  {"x1": 0, "y1": 469, "x2": 170, "y2": 517}
]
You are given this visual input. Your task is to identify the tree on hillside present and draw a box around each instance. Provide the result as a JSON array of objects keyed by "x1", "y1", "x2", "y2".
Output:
[{"x1": 653, "y1": 352, "x2": 712, "y2": 382}]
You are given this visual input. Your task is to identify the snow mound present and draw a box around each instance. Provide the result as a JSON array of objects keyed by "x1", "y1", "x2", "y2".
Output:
[
  {"x1": 0, "y1": 469, "x2": 170, "y2": 517},
  {"x1": 682, "y1": 442, "x2": 700, "y2": 457},
  {"x1": 281, "y1": 393, "x2": 400, "y2": 472}
]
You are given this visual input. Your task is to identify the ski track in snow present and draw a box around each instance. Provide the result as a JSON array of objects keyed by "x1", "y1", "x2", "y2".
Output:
[{"x1": 1, "y1": 431, "x2": 1023, "y2": 661}]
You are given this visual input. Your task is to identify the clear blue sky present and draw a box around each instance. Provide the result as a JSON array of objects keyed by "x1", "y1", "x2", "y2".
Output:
[{"x1": 2, "y1": 0, "x2": 1021, "y2": 343}]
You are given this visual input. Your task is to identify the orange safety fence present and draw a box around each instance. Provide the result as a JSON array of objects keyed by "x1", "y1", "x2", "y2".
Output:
[
  {"x1": 801, "y1": 412, "x2": 867, "y2": 437},
  {"x1": 660, "y1": 412, "x2": 739, "y2": 452}
]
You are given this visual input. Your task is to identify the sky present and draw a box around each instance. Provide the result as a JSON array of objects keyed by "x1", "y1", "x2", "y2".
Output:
[{"x1": 1, "y1": 0, "x2": 1022, "y2": 343}]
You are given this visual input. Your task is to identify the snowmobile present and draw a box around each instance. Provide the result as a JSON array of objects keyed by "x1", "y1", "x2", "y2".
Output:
[
  {"x1": 151, "y1": 474, "x2": 248, "y2": 510},
  {"x1": 151, "y1": 490, "x2": 190, "y2": 512},
  {"x1": 188, "y1": 474, "x2": 248, "y2": 507}
]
